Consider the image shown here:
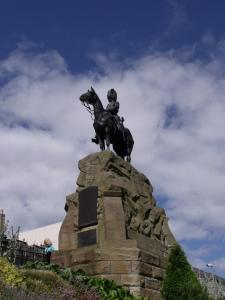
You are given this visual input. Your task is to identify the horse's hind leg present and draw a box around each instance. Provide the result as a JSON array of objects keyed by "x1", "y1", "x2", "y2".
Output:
[
  {"x1": 94, "y1": 123, "x2": 105, "y2": 151},
  {"x1": 98, "y1": 136, "x2": 105, "y2": 151},
  {"x1": 105, "y1": 127, "x2": 110, "y2": 150},
  {"x1": 126, "y1": 143, "x2": 133, "y2": 162}
]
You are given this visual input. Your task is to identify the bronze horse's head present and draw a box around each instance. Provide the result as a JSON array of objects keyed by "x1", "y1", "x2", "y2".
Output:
[{"x1": 79, "y1": 87, "x2": 98, "y2": 105}]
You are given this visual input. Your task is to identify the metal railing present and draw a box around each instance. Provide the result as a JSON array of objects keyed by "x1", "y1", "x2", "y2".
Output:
[{"x1": 0, "y1": 238, "x2": 46, "y2": 266}]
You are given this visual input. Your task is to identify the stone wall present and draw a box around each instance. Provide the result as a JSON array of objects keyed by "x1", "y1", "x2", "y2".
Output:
[{"x1": 194, "y1": 267, "x2": 225, "y2": 299}]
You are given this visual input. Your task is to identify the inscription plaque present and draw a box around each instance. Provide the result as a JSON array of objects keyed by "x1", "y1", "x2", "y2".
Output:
[
  {"x1": 78, "y1": 186, "x2": 98, "y2": 229},
  {"x1": 78, "y1": 229, "x2": 96, "y2": 247}
]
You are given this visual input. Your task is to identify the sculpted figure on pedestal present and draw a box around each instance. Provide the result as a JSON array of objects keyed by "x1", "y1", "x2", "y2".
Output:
[{"x1": 80, "y1": 87, "x2": 134, "y2": 162}]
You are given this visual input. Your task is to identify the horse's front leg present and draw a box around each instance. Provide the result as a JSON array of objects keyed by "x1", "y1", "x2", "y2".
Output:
[
  {"x1": 98, "y1": 135, "x2": 105, "y2": 151},
  {"x1": 105, "y1": 126, "x2": 110, "y2": 150},
  {"x1": 94, "y1": 123, "x2": 105, "y2": 151}
]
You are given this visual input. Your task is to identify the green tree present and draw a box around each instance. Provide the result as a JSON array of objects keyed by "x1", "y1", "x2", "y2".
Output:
[
  {"x1": 0, "y1": 220, "x2": 20, "y2": 264},
  {"x1": 161, "y1": 244, "x2": 209, "y2": 300}
]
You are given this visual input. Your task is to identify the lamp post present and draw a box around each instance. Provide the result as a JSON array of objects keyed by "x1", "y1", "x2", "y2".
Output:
[{"x1": 0, "y1": 209, "x2": 5, "y2": 233}]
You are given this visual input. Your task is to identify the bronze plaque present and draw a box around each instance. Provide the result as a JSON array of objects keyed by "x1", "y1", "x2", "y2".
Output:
[
  {"x1": 78, "y1": 186, "x2": 98, "y2": 229},
  {"x1": 78, "y1": 229, "x2": 96, "y2": 247}
]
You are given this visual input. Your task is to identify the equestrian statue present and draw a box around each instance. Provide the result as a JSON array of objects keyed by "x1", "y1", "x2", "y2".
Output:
[{"x1": 79, "y1": 87, "x2": 134, "y2": 162}]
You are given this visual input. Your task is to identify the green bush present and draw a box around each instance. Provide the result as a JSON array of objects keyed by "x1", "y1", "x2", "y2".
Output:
[
  {"x1": 161, "y1": 244, "x2": 210, "y2": 300},
  {"x1": 0, "y1": 284, "x2": 52, "y2": 300},
  {"x1": 22, "y1": 269, "x2": 64, "y2": 292},
  {"x1": 24, "y1": 261, "x2": 144, "y2": 300},
  {"x1": 0, "y1": 259, "x2": 76, "y2": 299},
  {"x1": 23, "y1": 262, "x2": 100, "y2": 299},
  {"x1": 0, "y1": 257, "x2": 24, "y2": 287},
  {"x1": 83, "y1": 276, "x2": 141, "y2": 300},
  {"x1": 22, "y1": 269, "x2": 77, "y2": 299}
]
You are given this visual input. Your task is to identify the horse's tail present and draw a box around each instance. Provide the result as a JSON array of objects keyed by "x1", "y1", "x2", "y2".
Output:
[{"x1": 123, "y1": 127, "x2": 134, "y2": 147}]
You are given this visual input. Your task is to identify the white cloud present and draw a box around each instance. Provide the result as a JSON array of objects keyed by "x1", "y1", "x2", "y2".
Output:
[
  {"x1": 213, "y1": 258, "x2": 225, "y2": 274},
  {"x1": 0, "y1": 47, "x2": 225, "y2": 274}
]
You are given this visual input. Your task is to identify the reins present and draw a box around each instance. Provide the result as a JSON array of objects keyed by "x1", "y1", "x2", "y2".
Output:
[{"x1": 81, "y1": 101, "x2": 94, "y2": 120}]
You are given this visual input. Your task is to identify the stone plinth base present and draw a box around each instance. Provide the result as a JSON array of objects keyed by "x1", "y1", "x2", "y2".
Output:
[
  {"x1": 52, "y1": 151, "x2": 176, "y2": 300},
  {"x1": 53, "y1": 244, "x2": 166, "y2": 300}
]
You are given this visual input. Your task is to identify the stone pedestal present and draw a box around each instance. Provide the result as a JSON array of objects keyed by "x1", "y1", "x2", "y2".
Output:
[{"x1": 52, "y1": 151, "x2": 176, "y2": 300}]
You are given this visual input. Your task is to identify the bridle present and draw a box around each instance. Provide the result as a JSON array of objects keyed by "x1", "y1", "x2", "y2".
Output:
[{"x1": 80, "y1": 94, "x2": 95, "y2": 120}]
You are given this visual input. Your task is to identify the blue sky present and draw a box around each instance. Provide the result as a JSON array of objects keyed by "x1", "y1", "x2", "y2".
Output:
[
  {"x1": 1, "y1": 0, "x2": 225, "y2": 72},
  {"x1": 1, "y1": 0, "x2": 225, "y2": 277}
]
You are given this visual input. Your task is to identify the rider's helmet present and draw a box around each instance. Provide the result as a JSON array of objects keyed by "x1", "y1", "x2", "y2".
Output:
[{"x1": 107, "y1": 89, "x2": 117, "y2": 101}]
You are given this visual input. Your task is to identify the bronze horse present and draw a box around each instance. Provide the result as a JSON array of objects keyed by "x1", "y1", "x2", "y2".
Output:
[{"x1": 80, "y1": 87, "x2": 134, "y2": 162}]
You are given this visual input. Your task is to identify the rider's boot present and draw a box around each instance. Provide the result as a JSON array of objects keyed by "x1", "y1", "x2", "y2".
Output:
[{"x1": 91, "y1": 135, "x2": 99, "y2": 144}]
